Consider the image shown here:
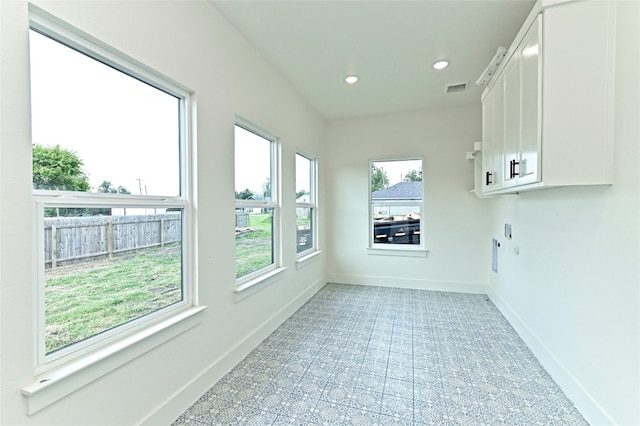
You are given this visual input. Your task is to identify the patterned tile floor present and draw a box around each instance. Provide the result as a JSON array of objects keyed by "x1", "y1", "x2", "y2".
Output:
[{"x1": 173, "y1": 284, "x2": 588, "y2": 425}]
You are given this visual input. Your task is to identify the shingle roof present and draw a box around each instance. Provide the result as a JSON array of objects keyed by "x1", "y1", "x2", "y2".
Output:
[{"x1": 371, "y1": 181, "x2": 422, "y2": 200}]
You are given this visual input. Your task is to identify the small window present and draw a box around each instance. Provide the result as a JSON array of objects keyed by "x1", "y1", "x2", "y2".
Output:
[
  {"x1": 370, "y1": 158, "x2": 423, "y2": 248},
  {"x1": 234, "y1": 121, "x2": 279, "y2": 280},
  {"x1": 29, "y1": 24, "x2": 191, "y2": 364},
  {"x1": 295, "y1": 152, "x2": 317, "y2": 256}
]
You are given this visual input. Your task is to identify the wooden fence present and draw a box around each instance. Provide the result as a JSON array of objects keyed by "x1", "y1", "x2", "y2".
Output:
[
  {"x1": 236, "y1": 211, "x2": 249, "y2": 228},
  {"x1": 44, "y1": 213, "x2": 182, "y2": 269}
]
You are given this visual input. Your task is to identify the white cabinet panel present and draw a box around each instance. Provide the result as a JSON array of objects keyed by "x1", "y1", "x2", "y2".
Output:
[
  {"x1": 479, "y1": 0, "x2": 615, "y2": 195},
  {"x1": 481, "y1": 74, "x2": 504, "y2": 193},
  {"x1": 502, "y1": 52, "x2": 521, "y2": 189},
  {"x1": 516, "y1": 16, "x2": 541, "y2": 185}
]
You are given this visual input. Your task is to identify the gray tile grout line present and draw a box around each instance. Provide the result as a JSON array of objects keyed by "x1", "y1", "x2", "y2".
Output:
[{"x1": 173, "y1": 284, "x2": 588, "y2": 426}]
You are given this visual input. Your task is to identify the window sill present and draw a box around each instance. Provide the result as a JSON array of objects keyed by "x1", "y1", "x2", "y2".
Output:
[
  {"x1": 296, "y1": 250, "x2": 322, "y2": 268},
  {"x1": 235, "y1": 267, "x2": 287, "y2": 302},
  {"x1": 20, "y1": 305, "x2": 207, "y2": 415},
  {"x1": 367, "y1": 247, "x2": 429, "y2": 257}
]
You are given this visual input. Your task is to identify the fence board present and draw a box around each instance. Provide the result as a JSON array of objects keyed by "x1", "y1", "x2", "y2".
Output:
[
  {"x1": 236, "y1": 211, "x2": 249, "y2": 228},
  {"x1": 44, "y1": 213, "x2": 181, "y2": 268}
]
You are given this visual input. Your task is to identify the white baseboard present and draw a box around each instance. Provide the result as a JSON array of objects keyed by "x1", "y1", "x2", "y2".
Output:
[
  {"x1": 140, "y1": 277, "x2": 327, "y2": 426},
  {"x1": 486, "y1": 286, "x2": 614, "y2": 426},
  {"x1": 327, "y1": 273, "x2": 488, "y2": 294}
]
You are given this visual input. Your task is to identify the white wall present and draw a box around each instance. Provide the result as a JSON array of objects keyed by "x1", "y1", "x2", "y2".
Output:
[
  {"x1": 325, "y1": 105, "x2": 490, "y2": 293},
  {"x1": 487, "y1": 1, "x2": 639, "y2": 424},
  {"x1": 0, "y1": 1, "x2": 326, "y2": 424}
]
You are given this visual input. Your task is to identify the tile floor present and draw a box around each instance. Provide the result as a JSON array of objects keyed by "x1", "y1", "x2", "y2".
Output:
[{"x1": 173, "y1": 283, "x2": 588, "y2": 425}]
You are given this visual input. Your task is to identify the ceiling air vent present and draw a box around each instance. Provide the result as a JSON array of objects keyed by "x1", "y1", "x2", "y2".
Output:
[{"x1": 446, "y1": 82, "x2": 468, "y2": 94}]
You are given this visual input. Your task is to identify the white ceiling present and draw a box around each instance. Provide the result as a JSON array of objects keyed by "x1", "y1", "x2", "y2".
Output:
[{"x1": 210, "y1": 0, "x2": 536, "y2": 120}]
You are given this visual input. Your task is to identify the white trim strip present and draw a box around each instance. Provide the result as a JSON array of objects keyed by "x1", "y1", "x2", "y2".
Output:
[
  {"x1": 234, "y1": 267, "x2": 287, "y2": 302},
  {"x1": 21, "y1": 306, "x2": 206, "y2": 415}
]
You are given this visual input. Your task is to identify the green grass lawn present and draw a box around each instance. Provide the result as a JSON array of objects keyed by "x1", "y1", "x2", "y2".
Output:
[
  {"x1": 235, "y1": 212, "x2": 273, "y2": 278},
  {"x1": 45, "y1": 213, "x2": 274, "y2": 354},
  {"x1": 45, "y1": 244, "x2": 182, "y2": 354}
]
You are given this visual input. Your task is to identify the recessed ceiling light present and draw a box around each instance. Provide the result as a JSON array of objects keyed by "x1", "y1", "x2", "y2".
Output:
[
  {"x1": 433, "y1": 60, "x2": 449, "y2": 70},
  {"x1": 344, "y1": 75, "x2": 359, "y2": 84}
]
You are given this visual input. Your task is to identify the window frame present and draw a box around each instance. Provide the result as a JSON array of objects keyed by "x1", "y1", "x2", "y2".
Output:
[
  {"x1": 368, "y1": 157, "x2": 427, "y2": 256},
  {"x1": 29, "y1": 11, "x2": 196, "y2": 372},
  {"x1": 234, "y1": 117, "x2": 281, "y2": 285},
  {"x1": 295, "y1": 150, "x2": 318, "y2": 259}
]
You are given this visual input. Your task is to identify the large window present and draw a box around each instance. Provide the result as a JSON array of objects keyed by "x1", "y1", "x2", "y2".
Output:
[
  {"x1": 295, "y1": 151, "x2": 317, "y2": 256},
  {"x1": 30, "y1": 19, "x2": 191, "y2": 365},
  {"x1": 370, "y1": 158, "x2": 423, "y2": 248},
  {"x1": 234, "y1": 121, "x2": 279, "y2": 280}
]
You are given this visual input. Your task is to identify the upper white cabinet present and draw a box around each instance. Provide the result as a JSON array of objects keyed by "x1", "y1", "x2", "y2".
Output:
[
  {"x1": 481, "y1": 72, "x2": 504, "y2": 192},
  {"x1": 480, "y1": 0, "x2": 616, "y2": 195}
]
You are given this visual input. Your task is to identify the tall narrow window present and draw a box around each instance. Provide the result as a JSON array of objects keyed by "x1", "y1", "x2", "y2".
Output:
[
  {"x1": 30, "y1": 22, "x2": 191, "y2": 364},
  {"x1": 234, "y1": 121, "x2": 279, "y2": 280},
  {"x1": 370, "y1": 158, "x2": 423, "y2": 248},
  {"x1": 295, "y1": 151, "x2": 317, "y2": 256}
]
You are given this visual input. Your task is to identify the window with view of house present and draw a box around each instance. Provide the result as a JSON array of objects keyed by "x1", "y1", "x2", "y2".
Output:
[
  {"x1": 370, "y1": 158, "x2": 423, "y2": 249},
  {"x1": 29, "y1": 21, "x2": 192, "y2": 364},
  {"x1": 295, "y1": 152, "x2": 317, "y2": 257},
  {"x1": 234, "y1": 121, "x2": 279, "y2": 280}
]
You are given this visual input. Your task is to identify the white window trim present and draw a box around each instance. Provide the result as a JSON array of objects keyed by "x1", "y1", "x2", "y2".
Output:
[
  {"x1": 366, "y1": 247, "x2": 429, "y2": 257},
  {"x1": 296, "y1": 250, "x2": 323, "y2": 268},
  {"x1": 21, "y1": 305, "x2": 206, "y2": 415},
  {"x1": 295, "y1": 149, "x2": 318, "y2": 259},
  {"x1": 368, "y1": 157, "x2": 426, "y2": 255},
  {"x1": 234, "y1": 117, "x2": 281, "y2": 289},
  {"x1": 234, "y1": 266, "x2": 288, "y2": 302},
  {"x1": 25, "y1": 6, "x2": 202, "y2": 413}
]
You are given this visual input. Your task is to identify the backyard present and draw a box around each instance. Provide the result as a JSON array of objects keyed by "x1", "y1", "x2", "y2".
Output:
[
  {"x1": 45, "y1": 212, "x2": 273, "y2": 354},
  {"x1": 45, "y1": 244, "x2": 182, "y2": 354},
  {"x1": 235, "y1": 212, "x2": 273, "y2": 278}
]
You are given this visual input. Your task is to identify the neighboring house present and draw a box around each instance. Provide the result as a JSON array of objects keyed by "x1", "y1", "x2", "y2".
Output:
[{"x1": 371, "y1": 181, "x2": 422, "y2": 202}]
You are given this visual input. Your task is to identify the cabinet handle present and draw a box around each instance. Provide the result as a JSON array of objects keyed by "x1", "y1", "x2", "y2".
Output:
[
  {"x1": 485, "y1": 171, "x2": 493, "y2": 186},
  {"x1": 510, "y1": 159, "x2": 520, "y2": 178}
]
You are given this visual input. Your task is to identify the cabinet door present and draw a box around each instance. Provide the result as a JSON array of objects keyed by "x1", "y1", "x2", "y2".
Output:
[
  {"x1": 517, "y1": 15, "x2": 542, "y2": 185},
  {"x1": 481, "y1": 89, "x2": 495, "y2": 193},
  {"x1": 502, "y1": 55, "x2": 520, "y2": 189},
  {"x1": 481, "y1": 92, "x2": 493, "y2": 192},
  {"x1": 481, "y1": 74, "x2": 504, "y2": 193}
]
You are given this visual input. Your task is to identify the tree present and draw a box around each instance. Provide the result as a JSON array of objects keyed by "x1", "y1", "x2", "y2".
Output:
[
  {"x1": 32, "y1": 144, "x2": 90, "y2": 191},
  {"x1": 236, "y1": 188, "x2": 254, "y2": 200},
  {"x1": 98, "y1": 181, "x2": 115, "y2": 193},
  {"x1": 403, "y1": 169, "x2": 422, "y2": 182},
  {"x1": 97, "y1": 181, "x2": 131, "y2": 194},
  {"x1": 370, "y1": 164, "x2": 389, "y2": 192}
]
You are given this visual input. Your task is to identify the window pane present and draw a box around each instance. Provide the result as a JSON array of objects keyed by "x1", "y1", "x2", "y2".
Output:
[
  {"x1": 371, "y1": 159, "x2": 422, "y2": 192},
  {"x1": 235, "y1": 126, "x2": 273, "y2": 201},
  {"x1": 372, "y1": 205, "x2": 421, "y2": 245},
  {"x1": 371, "y1": 159, "x2": 422, "y2": 246},
  {"x1": 235, "y1": 208, "x2": 274, "y2": 278},
  {"x1": 29, "y1": 30, "x2": 180, "y2": 196},
  {"x1": 296, "y1": 207, "x2": 313, "y2": 253},
  {"x1": 44, "y1": 208, "x2": 183, "y2": 354},
  {"x1": 295, "y1": 154, "x2": 312, "y2": 200}
]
